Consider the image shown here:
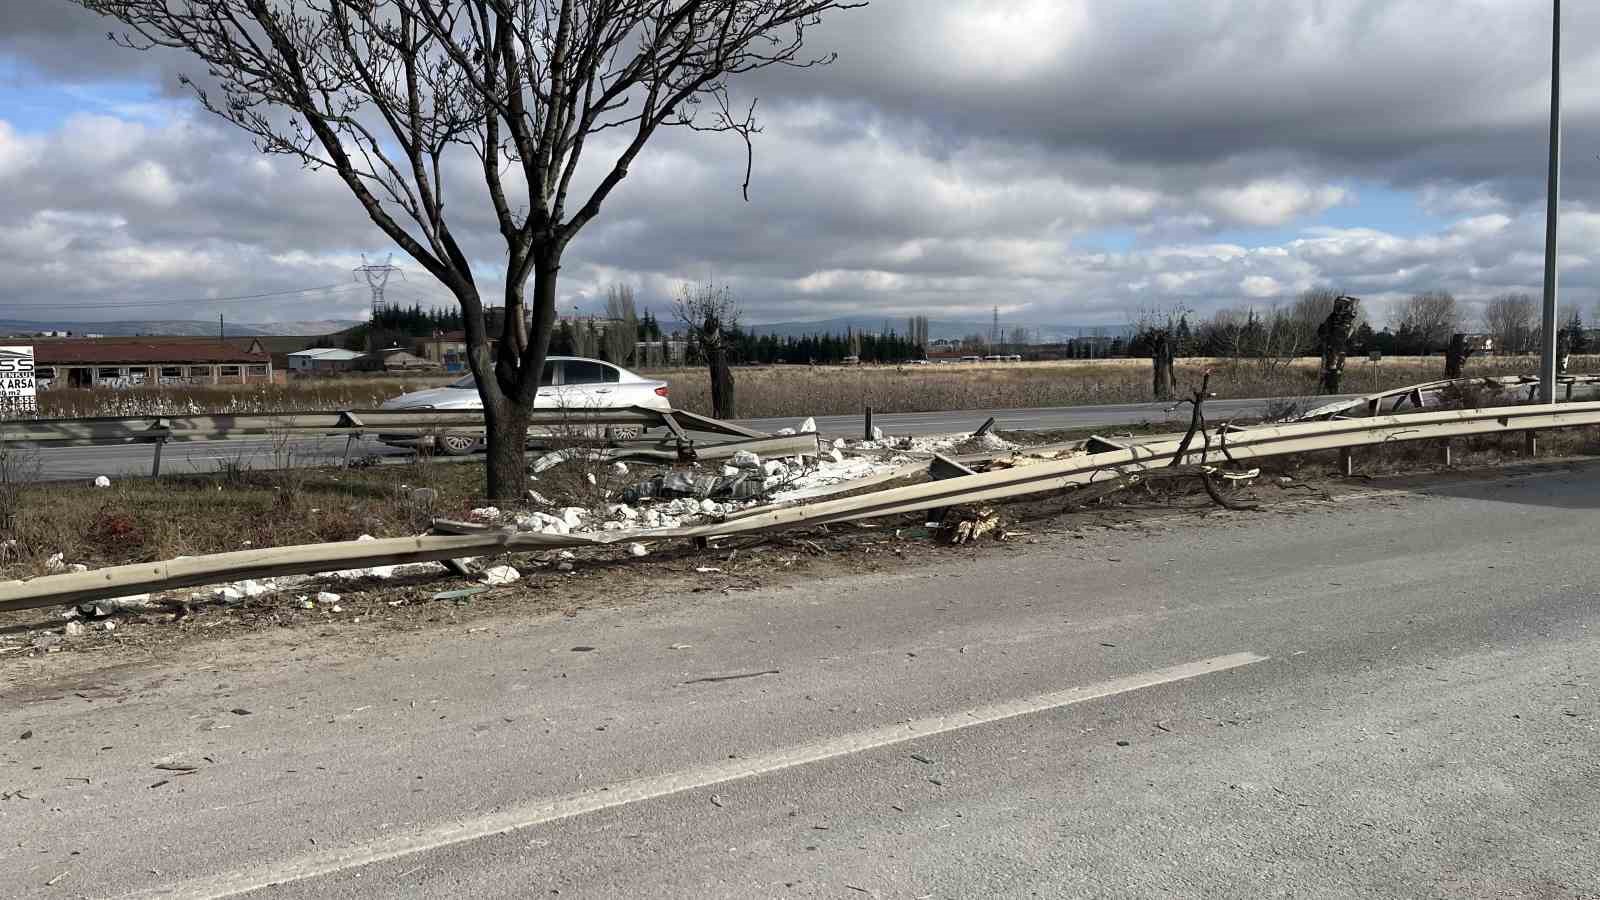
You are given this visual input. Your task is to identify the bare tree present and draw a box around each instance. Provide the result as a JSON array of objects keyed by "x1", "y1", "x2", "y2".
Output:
[
  {"x1": 603, "y1": 284, "x2": 638, "y2": 365},
  {"x1": 1391, "y1": 291, "x2": 1460, "y2": 354},
  {"x1": 75, "y1": 0, "x2": 863, "y2": 499},
  {"x1": 1482, "y1": 293, "x2": 1538, "y2": 354},
  {"x1": 675, "y1": 281, "x2": 739, "y2": 418}
]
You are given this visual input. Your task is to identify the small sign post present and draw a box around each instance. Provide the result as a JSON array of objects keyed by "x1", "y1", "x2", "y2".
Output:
[{"x1": 0, "y1": 346, "x2": 37, "y2": 417}]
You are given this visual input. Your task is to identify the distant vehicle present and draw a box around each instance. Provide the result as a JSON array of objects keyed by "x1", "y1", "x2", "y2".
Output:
[
  {"x1": 379, "y1": 356, "x2": 671, "y2": 455},
  {"x1": 909, "y1": 359, "x2": 931, "y2": 365}
]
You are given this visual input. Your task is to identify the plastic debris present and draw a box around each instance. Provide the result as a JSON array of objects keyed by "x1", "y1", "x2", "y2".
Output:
[{"x1": 482, "y1": 565, "x2": 521, "y2": 586}]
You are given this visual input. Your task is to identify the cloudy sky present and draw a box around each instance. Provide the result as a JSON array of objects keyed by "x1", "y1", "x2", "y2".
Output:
[{"x1": 2, "y1": 1, "x2": 1599, "y2": 329}]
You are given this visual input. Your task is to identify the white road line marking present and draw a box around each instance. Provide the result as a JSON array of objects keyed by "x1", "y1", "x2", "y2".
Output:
[{"x1": 145, "y1": 651, "x2": 1267, "y2": 899}]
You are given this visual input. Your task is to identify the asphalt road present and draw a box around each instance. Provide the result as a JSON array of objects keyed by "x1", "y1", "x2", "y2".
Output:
[
  {"x1": 3, "y1": 462, "x2": 1597, "y2": 897},
  {"x1": 29, "y1": 395, "x2": 1342, "y2": 482}
]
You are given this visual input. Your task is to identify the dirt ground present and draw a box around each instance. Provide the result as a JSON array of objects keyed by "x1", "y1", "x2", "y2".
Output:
[{"x1": 5, "y1": 433, "x2": 1589, "y2": 696}]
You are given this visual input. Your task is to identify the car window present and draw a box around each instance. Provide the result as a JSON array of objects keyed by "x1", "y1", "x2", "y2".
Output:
[
  {"x1": 562, "y1": 360, "x2": 619, "y2": 385},
  {"x1": 450, "y1": 362, "x2": 554, "y2": 388}
]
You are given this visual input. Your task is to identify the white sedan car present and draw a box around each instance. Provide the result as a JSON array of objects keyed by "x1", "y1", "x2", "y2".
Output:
[{"x1": 379, "y1": 356, "x2": 672, "y2": 455}]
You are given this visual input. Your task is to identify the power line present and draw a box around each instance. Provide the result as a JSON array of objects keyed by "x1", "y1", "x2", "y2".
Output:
[{"x1": 0, "y1": 283, "x2": 363, "y2": 312}]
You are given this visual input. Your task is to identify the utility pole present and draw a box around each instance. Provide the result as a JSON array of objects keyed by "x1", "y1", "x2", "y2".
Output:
[
  {"x1": 219, "y1": 313, "x2": 224, "y2": 343},
  {"x1": 1539, "y1": 0, "x2": 1562, "y2": 403}
]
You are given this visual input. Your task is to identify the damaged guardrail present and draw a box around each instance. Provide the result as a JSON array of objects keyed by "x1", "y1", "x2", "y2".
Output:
[{"x1": 6, "y1": 398, "x2": 1600, "y2": 614}]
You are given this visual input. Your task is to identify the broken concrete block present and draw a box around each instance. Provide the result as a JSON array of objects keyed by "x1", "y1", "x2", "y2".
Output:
[
  {"x1": 93, "y1": 476, "x2": 111, "y2": 488},
  {"x1": 731, "y1": 450, "x2": 762, "y2": 470},
  {"x1": 798, "y1": 417, "x2": 817, "y2": 434},
  {"x1": 315, "y1": 591, "x2": 341, "y2": 604}
]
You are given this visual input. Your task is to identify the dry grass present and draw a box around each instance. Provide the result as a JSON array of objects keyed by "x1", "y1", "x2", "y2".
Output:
[
  {"x1": 0, "y1": 458, "x2": 495, "y2": 578},
  {"x1": 645, "y1": 355, "x2": 1600, "y2": 418},
  {"x1": 26, "y1": 355, "x2": 1600, "y2": 422},
  {"x1": 34, "y1": 375, "x2": 455, "y2": 419}
]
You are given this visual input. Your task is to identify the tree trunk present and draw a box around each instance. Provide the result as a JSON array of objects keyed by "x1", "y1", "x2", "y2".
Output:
[
  {"x1": 1151, "y1": 335, "x2": 1175, "y2": 401},
  {"x1": 1444, "y1": 333, "x2": 1473, "y2": 379},
  {"x1": 484, "y1": 399, "x2": 530, "y2": 500},
  {"x1": 710, "y1": 347, "x2": 737, "y2": 419}
]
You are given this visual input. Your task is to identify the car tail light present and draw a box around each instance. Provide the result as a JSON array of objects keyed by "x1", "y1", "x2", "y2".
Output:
[{"x1": 654, "y1": 385, "x2": 670, "y2": 397}]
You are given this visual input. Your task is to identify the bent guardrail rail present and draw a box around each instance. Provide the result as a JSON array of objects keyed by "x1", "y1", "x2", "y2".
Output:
[{"x1": 5, "y1": 398, "x2": 1599, "y2": 613}]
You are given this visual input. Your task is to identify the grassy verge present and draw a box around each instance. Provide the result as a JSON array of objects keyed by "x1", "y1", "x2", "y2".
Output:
[{"x1": 0, "y1": 458, "x2": 493, "y2": 578}]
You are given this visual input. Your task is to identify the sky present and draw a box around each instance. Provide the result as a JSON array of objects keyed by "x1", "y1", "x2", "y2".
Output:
[{"x1": 2, "y1": 1, "x2": 1600, "y2": 329}]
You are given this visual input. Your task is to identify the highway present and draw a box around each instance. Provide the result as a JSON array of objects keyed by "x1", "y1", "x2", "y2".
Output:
[
  {"x1": 27, "y1": 395, "x2": 1339, "y2": 482},
  {"x1": 3, "y1": 461, "x2": 1596, "y2": 897}
]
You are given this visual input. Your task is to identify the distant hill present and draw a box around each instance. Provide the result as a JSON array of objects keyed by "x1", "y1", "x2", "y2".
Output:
[
  {"x1": 746, "y1": 315, "x2": 1133, "y2": 344},
  {"x1": 0, "y1": 319, "x2": 359, "y2": 337}
]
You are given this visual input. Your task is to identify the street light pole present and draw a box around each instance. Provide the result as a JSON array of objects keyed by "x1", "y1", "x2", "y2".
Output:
[{"x1": 1539, "y1": 0, "x2": 1562, "y2": 403}]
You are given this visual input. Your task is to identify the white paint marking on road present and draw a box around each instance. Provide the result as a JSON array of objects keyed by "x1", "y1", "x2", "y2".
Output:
[{"x1": 145, "y1": 651, "x2": 1268, "y2": 899}]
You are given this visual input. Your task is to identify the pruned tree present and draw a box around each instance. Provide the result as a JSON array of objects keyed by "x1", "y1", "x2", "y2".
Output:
[
  {"x1": 675, "y1": 280, "x2": 739, "y2": 418},
  {"x1": 602, "y1": 284, "x2": 638, "y2": 365},
  {"x1": 1315, "y1": 295, "x2": 1360, "y2": 394},
  {"x1": 75, "y1": 0, "x2": 864, "y2": 498},
  {"x1": 1134, "y1": 309, "x2": 1185, "y2": 401}
]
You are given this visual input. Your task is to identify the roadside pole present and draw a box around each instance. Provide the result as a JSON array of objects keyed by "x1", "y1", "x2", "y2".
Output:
[{"x1": 1539, "y1": 0, "x2": 1562, "y2": 403}]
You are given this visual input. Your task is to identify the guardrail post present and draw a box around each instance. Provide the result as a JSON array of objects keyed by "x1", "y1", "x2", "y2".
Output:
[
  {"x1": 151, "y1": 438, "x2": 165, "y2": 477},
  {"x1": 1439, "y1": 440, "x2": 1452, "y2": 467},
  {"x1": 343, "y1": 434, "x2": 358, "y2": 468},
  {"x1": 1339, "y1": 448, "x2": 1355, "y2": 476},
  {"x1": 1524, "y1": 431, "x2": 1539, "y2": 457},
  {"x1": 864, "y1": 405, "x2": 874, "y2": 441}
]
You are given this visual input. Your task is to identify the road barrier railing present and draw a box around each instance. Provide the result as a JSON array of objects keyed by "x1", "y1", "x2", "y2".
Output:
[{"x1": 5, "y1": 397, "x2": 1600, "y2": 613}]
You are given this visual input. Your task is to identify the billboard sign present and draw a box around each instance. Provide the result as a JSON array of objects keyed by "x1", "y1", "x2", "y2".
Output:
[{"x1": 0, "y1": 346, "x2": 38, "y2": 416}]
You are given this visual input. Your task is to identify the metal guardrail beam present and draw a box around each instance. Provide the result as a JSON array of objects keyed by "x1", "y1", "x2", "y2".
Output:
[
  {"x1": 6, "y1": 399, "x2": 1600, "y2": 613},
  {"x1": 0, "y1": 406, "x2": 675, "y2": 446}
]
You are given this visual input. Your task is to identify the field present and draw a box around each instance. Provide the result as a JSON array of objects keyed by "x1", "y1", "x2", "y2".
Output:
[
  {"x1": 644, "y1": 355, "x2": 1600, "y2": 418},
  {"x1": 22, "y1": 355, "x2": 1600, "y2": 421}
]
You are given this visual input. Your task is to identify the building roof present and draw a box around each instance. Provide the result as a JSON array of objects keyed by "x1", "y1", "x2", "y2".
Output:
[
  {"x1": 289, "y1": 347, "x2": 364, "y2": 360},
  {"x1": 31, "y1": 338, "x2": 269, "y2": 365}
]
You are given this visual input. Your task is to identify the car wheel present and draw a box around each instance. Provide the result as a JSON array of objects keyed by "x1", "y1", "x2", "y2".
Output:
[
  {"x1": 607, "y1": 425, "x2": 643, "y2": 441},
  {"x1": 438, "y1": 433, "x2": 481, "y2": 456}
]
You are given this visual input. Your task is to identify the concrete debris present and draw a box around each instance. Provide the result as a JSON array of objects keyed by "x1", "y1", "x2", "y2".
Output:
[
  {"x1": 721, "y1": 465, "x2": 741, "y2": 477},
  {"x1": 558, "y1": 550, "x2": 576, "y2": 560},
  {"x1": 611, "y1": 462, "x2": 629, "y2": 476},
  {"x1": 46, "y1": 553, "x2": 65, "y2": 572},
  {"x1": 623, "y1": 470, "x2": 766, "y2": 504},
  {"x1": 559, "y1": 507, "x2": 587, "y2": 530},
  {"x1": 832, "y1": 438, "x2": 847, "y2": 450},
  {"x1": 65, "y1": 621, "x2": 85, "y2": 636},
  {"x1": 68, "y1": 564, "x2": 87, "y2": 573},
  {"x1": 482, "y1": 565, "x2": 521, "y2": 586},
  {"x1": 628, "y1": 543, "x2": 649, "y2": 558},
  {"x1": 798, "y1": 417, "x2": 817, "y2": 434},
  {"x1": 775, "y1": 427, "x2": 797, "y2": 436},
  {"x1": 93, "y1": 476, "x2": 111, "y2": 488},
  {"x1": 872, "y1": 426, "x2": 886, "y2": 441},
  {"x1": 829, "y1": 449, "x2": 846, "y2": 464},
  {"x1": 315, "y1": 591, "x2": 341, "y2": 604},
  {"x1": 469, "y1": 506, "x2": 503, "y2": 521},
  {"x1": 586, "y1": 472, "x2": 598, "y2": 486},
  {"x1": 974, "y1": 432, "x2": 1015, "y2": 452},
  {"x1": 731, "y1": 450, "x2": 763, "y2": 470},
  {"x1": 516, "y1": 511, "x2": 570, "y2": 535},
  {"x1": 78, "y1": 593, "x2": 152, "y2": 618}
]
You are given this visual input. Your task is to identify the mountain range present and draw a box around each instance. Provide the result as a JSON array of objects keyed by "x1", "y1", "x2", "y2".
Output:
[{"x1": 0, "y1": 319, "x2": 360, "y2": 338}]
